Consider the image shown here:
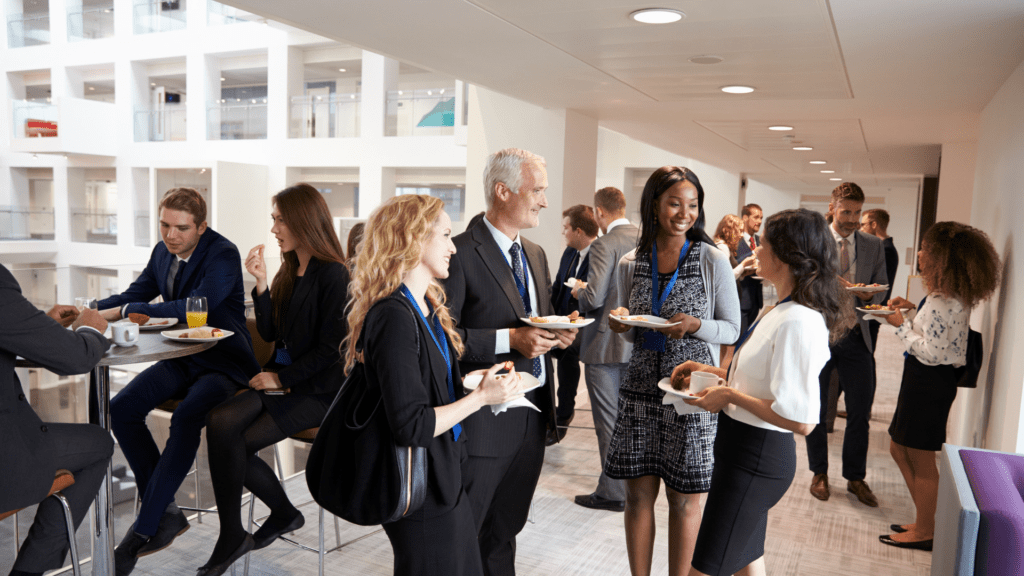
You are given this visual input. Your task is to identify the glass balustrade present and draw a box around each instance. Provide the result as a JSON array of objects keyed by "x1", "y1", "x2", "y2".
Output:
[
  {"x1": 386, "y1": 88, "x2": 456, "y2": 136},
  {"x1": 70, "y1": 210, "x2": 118, "y2": 244},
  {"x1": 208, "y1": 101, "x2": 267, "y2": 140},
  {"x1": 289, "y1": 93, "x2": 360, "y2": 138},
  {"x1": 134, "y1": 108, "x2": 187, "y2": 142},
  {"x1": 68, "y1": 5, "x2": 115, "y2": 41},
  {"x1": 207, "y1": 0, "x2": 261, "y2": 25},
  {"x1": 12, "y1": 100, "x2": 59, "y2": 139},
  {"x1": 7, "y1": 13, "x2": 50, "y2": 47},
  {"x1": 0, "y1": 206, "x2": 55, "y2": 240},
  {"x1": 133, "y1": 0, "x2": 186, "y2": 34},
  {"x1": 134, "y1": 211, "x2": 150, "y2": 246}
]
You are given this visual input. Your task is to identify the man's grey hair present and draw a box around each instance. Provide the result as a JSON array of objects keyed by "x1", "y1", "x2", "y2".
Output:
[{"x1": 483, "y1": 148, "x2": 546, "y2": 210}]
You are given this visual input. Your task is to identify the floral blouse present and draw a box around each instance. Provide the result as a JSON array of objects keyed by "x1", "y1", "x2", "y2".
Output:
[{"x1": 896, "y1": 293, "x2": 969, "y2": 367}]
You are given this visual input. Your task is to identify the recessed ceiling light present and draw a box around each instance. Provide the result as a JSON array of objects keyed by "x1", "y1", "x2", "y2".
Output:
[
  {"x1": 809, "y1": 160, "x2": 827, "y2": 165},
  {"x1": 721, "y1": 85, "x2": 755, "y2": 94},
  {"x1": 397, "y1": 90, "x2": 403, "y2": 95},
  {"x1": 820, "y1": 170, "x2": 835, "y2": 173},
  {"x1": 689, "y1": 55, "x2": 723, "y2": 65},
  {"x1": 829, "y1": 178, "x2": 842, "y2": 181},
  {"x1": 792, "y1": 146, "x2": 813, "y2": 151},
  {"x1": 338, "y1": 68, "x2": 346, "y2": 72},
  {"x1": 630, "y1": 8, "x2": 685, "y2": 24},
  {"x1": 220, "y1": 77, "x2": 225, "y2": 81},
  {"x1": 768, "y1": 125, "x2": 793, "y2": 131},
  {"x1": 88, "y1": 86, "x2": 95, "y2": 90},
  {"x1": 150, "y1": 82, "x2": 156, "y2": 86}
]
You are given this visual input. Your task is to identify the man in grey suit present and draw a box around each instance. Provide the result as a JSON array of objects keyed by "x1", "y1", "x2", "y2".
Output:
[
  {"x1": 805, "y1": 182, "x2": 889, "y2": 507},
  {"x1": 1, "y1": 263, "x2": 113, "y2": 576},
  {"x1": 570, "y1": 187, "x2": 639, "y2": 512}
]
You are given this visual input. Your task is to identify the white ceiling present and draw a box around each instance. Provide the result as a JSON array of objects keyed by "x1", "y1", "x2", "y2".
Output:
[{"x1": 221, "y1": 0, "x2": 1024, "y2": 194}]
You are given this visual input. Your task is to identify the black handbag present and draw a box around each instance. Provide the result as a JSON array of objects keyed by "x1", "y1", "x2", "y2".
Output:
[
  {"x1": 306, "y1": 298, "x2": 428, "y2": 525},
  {"x1": 954, "y1": 328, "x2": 983, "y2": 388}
]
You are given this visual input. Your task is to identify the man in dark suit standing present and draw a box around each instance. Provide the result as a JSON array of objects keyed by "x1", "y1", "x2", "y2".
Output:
[
  {"x1": 735, "y1": 203, "x2": 763, "y2": 337},
  {"x1": 570, "y1": 186, "x2": 638, "y2": 512},
  {"x1": 93, "y1": 188, "x2": 260, "y2": 575},
  {"x1": 1, "y1": 264, "x2": 113, "y2": 576},
  {"x1": 806, "y1": 183, "x2": 889, "y2": 507},
  {"x1": 545, "y1": 204, "x2": 598, "y2": 445},
  {"x1": 444, "y1": 148, "x2": 577, "y2": 576},
  {"x1": 861, "y1": 208, "x2": 900, "y2": 351}
]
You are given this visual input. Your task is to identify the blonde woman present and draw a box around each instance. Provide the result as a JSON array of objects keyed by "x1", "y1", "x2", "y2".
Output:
[
  {"x1": 712, "y1": 214, "x2": 757, "y2": 281},
  {"x1": 343, "y1": 195, "x2": 522, "y2": 576}
]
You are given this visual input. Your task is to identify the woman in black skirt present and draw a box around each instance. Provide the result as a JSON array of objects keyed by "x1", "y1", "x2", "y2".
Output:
[
  {"x1": 676, "y1": 209, "x2": 853, "y2": 576},
  {"x1": 876, "y1": 222, "x2": 1000, "y2": 551},
  {"x1": 198, "y1": 184, "x2": 351, "y2": 575}
]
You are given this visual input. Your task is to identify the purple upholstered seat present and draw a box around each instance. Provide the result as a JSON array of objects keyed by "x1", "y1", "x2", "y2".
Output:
[{"x1": 960, "y1": 449, "x2": 1024, "y2": 576}]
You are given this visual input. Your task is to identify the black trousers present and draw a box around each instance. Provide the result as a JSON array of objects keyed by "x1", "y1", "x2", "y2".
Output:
[
  {"x1": 462, "y1": 409, "x2": 546, "y2": 576},
  {"x1": 13, "y1": 423, "x2": 113, "y2": 573},
  {"x1": 383, "y1": 490, "x2": 483, "y2": 576},
  {"x1": 805, "y1": 326, "x2": 876, "y2": 481},
  {"x1": 553, "y1": 341, "x2": 581, "y2": 423}
]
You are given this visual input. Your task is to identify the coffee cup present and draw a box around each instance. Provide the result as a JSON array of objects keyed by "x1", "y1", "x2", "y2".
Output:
[
  {"x1": 112, "y1": 321, "x2": 140, "y2": 347},
  {"x1": 689, "y1": 371, "x2": 724, "y2": 394}
]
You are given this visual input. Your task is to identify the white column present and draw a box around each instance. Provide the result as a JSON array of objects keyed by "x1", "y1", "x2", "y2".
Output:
[
  {"x1": 48, "y1": 0, "x2": 69, "y2": 47},
  {"x1": 267, "y1": 44, "x2": 300, "y2": 141},
  {"x1": 936, "y1": 141, "x2": 978, "y2": 224},
  {"x1": 187, "y1": 53, "x2": 216, "y2": 141},
  {"x1": 359, "y1": 51, "x2": 397, "y2": 139}
]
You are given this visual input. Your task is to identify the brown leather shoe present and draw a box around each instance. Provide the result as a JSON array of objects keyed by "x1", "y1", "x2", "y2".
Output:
[
  {"x1": 847, "y1": 480, "x2": 879, "y2": 507},
  {"x1": 810, "y1": 473, "x2": 830, "y2": 501}
]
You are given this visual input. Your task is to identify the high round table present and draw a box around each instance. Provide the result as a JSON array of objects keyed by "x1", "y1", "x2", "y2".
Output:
[{"x1": 18, "y1": 326, "x2": 216, "y2": 576}]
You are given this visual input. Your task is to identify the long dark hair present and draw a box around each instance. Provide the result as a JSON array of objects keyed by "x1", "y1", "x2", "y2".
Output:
[
  {"x1": 636, "y1": 166, "x2": 715, "y2": 255},
  {"x1": 270, "y1": 183, "x2": 347, "y2": 328},
  {"x1": 762, "y1": 209, "x2": 854, "y2": 343}
]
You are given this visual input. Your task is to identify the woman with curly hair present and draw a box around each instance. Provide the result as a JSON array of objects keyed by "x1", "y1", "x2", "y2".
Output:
[
  {"x1": 344, "y1": 195, "x2": 523, "y2": 576},
  {"x1": 877, "y1": 221, "x2": 1001, "y2": 551},
  {"x1": 712, "y1": 214, "x2": 757, "y2": 281}
]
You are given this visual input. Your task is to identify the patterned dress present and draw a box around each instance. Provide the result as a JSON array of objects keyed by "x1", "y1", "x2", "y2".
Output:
[{"x1": 605, "y1": 242, "x2": 718, "y2": 493}]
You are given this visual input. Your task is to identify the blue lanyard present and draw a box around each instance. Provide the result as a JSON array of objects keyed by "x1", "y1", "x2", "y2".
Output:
[
  {"x1": 651, "y1": 239, "x2": 690, "y2": 316},
  {"x1": 399, "y1": 285, "x2": 461, "y2": 441},
  {"x1": 727, "y1": 296, "x2": 792, "y2": 380},
  {"x1": 501, "y1": 242, "x2": 532, "y2": 315}
]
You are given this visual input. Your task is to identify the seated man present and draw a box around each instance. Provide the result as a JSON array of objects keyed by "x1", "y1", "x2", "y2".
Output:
[
  {"x1": 93, "y1": 188, "x2": 259, "y2": 576},
  {"x1": 1, "y1": 264, "x2": 113, "y2": 576}
]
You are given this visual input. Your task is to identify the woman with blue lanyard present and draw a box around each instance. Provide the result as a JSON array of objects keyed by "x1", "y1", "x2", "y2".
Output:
[
  {"x1": 343, "y1": 194, "x2": 523, "y2": 576},
  {"x1": 676, "y1": 209, "x2": 853, "y2": 576},
  {"x1": 606, "y1": 166, "x2": 741, "y2": 576}
]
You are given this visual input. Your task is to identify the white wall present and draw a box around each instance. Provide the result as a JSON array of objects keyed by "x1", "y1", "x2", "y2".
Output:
[
  {"x1": 947, "y1": 57, "x2": 1024, "y2": 453},
  {"x1": 745, "y1": 178, "x2": 800, "y2": 222},
  {"x1": 936, "y1": 140, "x2": 978, "y2": 224}
]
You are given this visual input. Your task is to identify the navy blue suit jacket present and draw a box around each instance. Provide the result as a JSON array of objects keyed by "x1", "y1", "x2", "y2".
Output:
[
  {"x1": 736, "y1": 234, "x2": 763, "y2": 312},
  {"x1": 550, "y1": 246, "x2": 590, "y2": 316},
  {"x1": 97, "y1": 228, "x2": 259, "y2": 385}
]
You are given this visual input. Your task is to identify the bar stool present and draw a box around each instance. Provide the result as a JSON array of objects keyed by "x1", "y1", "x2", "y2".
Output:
[{"x1": 2, "y1": 469, "x2": 82, "y2": 576}]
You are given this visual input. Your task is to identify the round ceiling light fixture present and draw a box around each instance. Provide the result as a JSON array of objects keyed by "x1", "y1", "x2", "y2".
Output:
[
  {"x1": 768, "y1": 125, "x2": 793, "y2": 131},
  {"x1": 820, "y1": 170, "x2": 835, "y2": 173},
  {"x1": 809, "y1": 160, "x2": 827, "y2": 165},
  {"x1": 792, "y1": 146, "x2": 813, "y2": 151},
  {"x1": 630, "y1": 8, "x2": 685, "y2": 24},
  {"x1": 689, "y1": 55, "x2": 723, "y2": 65},
  {"x1": 338, "y1": 68, "x2": 346, "y2": 72},
  {"x1": 721, "y1": 85, "x2": 755, "y2": 94},
  {"x1": 829, "y1": 177, "x2": 843, "y2": 181}
]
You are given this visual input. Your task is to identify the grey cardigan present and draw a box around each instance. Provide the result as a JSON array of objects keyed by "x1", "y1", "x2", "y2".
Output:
[{"x1": 612, "y1": 241, "x2": 741, "y2": 367}]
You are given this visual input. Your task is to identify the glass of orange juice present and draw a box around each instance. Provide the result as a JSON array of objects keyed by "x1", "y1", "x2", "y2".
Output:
[{"x1": 186, "y1": 296, "x2": 208, "y2": 328}]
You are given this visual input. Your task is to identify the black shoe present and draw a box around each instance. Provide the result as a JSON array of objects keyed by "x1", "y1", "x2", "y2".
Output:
[
  {"x1": 890, "y1": 524, "x2": 909, "y2": 533},
  {"x1": 137, "y1": 504, "x2": 190, "y2": 556},
  {"x1": 879, "y1": 534, "x2": 932, "y2": 551},
  {"x1": 114, "y1": 529, "x2": 150, "y2": 576},
  {"x1": 574, "y1": 493, "x2": 625, "y2": 512},
  {"x1": 197, "y1": 534, "x2": 255, "y2": 576},
  {"x1": 253, "y1": 510, "x2": 305, "y2": 550},
  {"x1": 546, "y1": 412, "x2": 575, "y2": 446}
]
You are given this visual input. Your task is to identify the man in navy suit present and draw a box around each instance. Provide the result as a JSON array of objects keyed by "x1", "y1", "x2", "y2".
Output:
[
  {"x1": 734, "y1": 203, "x2": 763, "y2": 337},
  {"x1": 545, "y1": 204, "x2": 597, "y2": 445},
  {"x1": 93, "y1": 188, "x2": 259, "y2": 575}
]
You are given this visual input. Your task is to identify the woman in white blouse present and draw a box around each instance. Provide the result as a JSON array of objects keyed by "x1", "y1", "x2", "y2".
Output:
[
  {"x1": 875, "y1": 221, "x2": 1001, "y2": 551},
  {"x1": 675, "y1": 209, "x2": 853, "y2": 576}
]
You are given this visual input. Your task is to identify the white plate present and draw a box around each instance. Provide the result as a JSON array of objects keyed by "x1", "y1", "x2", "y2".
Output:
[
  {"x1": 464, "y1": 372, "x2": 542, "y2": 394},
  {"x1": 520, "y1": 317, "x2": 595, "y2": 330},
  {"x1": 609, "y1": 314, "x2": 682, "y2": 329},
  {"x1": 160, "y1": 328, "x2": 234, "y2": 343},
  {"x1": 846, "y1": 284, "x2": 889, "y2": 293},
  {"x1": 564, "y1": 278, "x2": 578, "y2": 288},
  {"x1": 138, "y1": 318, "x2": 178, "y2": 331},
  {"x1": 657, "y1": 378, "x2": 698, "y2": 400},
  {"x1": 857, "y1": 307, "x2": 897, "y2": 316},
  {"x1": 751, "y1": 276, "x2": 764, "y2": 281}
]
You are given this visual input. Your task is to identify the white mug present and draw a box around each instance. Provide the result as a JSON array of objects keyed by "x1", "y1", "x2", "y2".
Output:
[
  {"x1": 690, "y1": 371, "x2": 725, "y2": 394},
  {"x1": 112, "y1": 321, "x2": 140, "y2": 347}
]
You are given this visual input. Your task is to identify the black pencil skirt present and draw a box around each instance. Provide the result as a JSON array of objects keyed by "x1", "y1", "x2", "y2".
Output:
[
  {"x1": 691, "y1": 413, "x2": 796, "y2": 576},
  {"x1": 382, "y1": 489, "x2": 483, "y2": 576},
  {"x1": 888, "y1": 355, "x2": 958, "y2": 451}
]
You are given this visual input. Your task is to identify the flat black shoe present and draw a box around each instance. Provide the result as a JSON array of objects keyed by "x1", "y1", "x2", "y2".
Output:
[
  {"x1": 890, "y1": 524, "x2": 909, "y2": 534},
  {"x1": 574, "y1": 493, "x2": 625, "y2": 512},
  {"x1": 114, "y1": 529, "x2": 150, "y2": 576},
  {"x1": 879, "y1": 535, "x2": 932, "y2": 551},
  {"x1": 197, "y1": 534, "x2": 255, "y2": 576},
  {"x1": 253, "y1": 511, "x2": 305, "y2": 550},
  {"x1": 138, "y1": 505, "x2": 190, "y2": 556}
]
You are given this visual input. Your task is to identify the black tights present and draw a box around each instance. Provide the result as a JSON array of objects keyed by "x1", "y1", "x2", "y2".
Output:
[{"x1": 204, "y1": 390, "x2": 296, "y2": 565}]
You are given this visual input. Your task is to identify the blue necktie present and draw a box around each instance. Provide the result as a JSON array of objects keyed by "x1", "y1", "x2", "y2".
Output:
[{"x1": 509, "y1": 243, "x2": 542, "y2": 378}]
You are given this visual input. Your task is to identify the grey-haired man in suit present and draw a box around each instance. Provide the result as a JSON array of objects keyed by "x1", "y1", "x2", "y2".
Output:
[
  {"x1": 570, "y1": 186, "x2": 639, "y2": 512},
  {"x1": 805, "y1": 182, "x2": 889, "y2": 507}
]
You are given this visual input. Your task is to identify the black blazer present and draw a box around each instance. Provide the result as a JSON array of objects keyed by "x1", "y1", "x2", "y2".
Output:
[
  {"x1": 550, "y1": 246, "x2": 590, "y2": 316},
  {"x1": 736, "y1": 234, "x2": 763, "y2": 312},
  {"x1": 0, "y1": 264, "x2": 110, "y2": 512},
  {"x1": 361, "y1": 295, "x2": 465, "y2": 516},
  {"x1": 882, "y1": 237, "x2": 899, "y2": 302},
  {"x1": 97, "y1": 228, "x2": 259, "y2": 385},
  {"x1": 443, "y1": 223, "x2": 558, "y2": 457}
]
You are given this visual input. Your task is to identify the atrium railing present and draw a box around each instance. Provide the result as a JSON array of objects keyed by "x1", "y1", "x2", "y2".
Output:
[
  {"x1": 134, "y1": 108, "x2": 187, "y2": 142},
  {"x1": 70, "y1": 210, "x2": 118, "y2": 244},
  {"x1": 207, "y1": 1, "x2": 261, "y2": 25},
  {"x1": 289, "y1": 93, "x2": 360, "y2": 138},
  {"x1": 386, "y1": 88, "x2": 456, "y2": 137},
  {"x1": 208, "y1": 101, "x2": 267, "y2": 140},
  {"x1": 133, "y1": 0, "x2": 186, "y2": 34},
  {"x1": 68, "y1": 5, "x2": 115, "y2": 41},
  {"x1": 0, "y1": 206, "x2": 55, "y2": 240},
  {"x1": 12, "y1": 100, "x2": 59, "y2": 139},
  {"x1": 135, "y1": 211, "x2": 150, "y2": 246},
  {"x1": 7, "y1": 13, "x2": 50, "y2": 47}
]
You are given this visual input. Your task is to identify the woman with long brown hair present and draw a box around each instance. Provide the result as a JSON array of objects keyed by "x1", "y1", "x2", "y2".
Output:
[
  {"x1": 345, "y1": 194, "x2": 522, "y2": 576},
  {"x1": 197, "y1": 184, "x2": 351, "y2": 575},
  {"x1": 712, "y1": 214, "x2": 757, "y2": 281}
]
